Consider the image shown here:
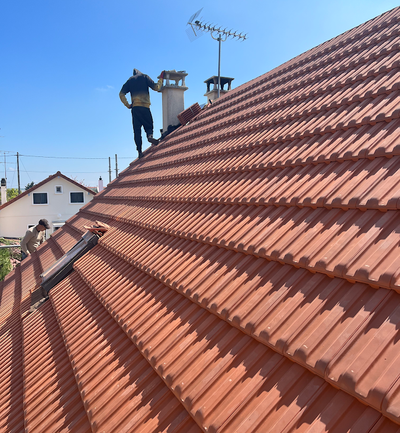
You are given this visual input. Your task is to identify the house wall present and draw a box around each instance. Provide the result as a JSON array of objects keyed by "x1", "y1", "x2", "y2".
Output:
[{"x1": 0, "y1": 177, "x2": 94, "y2": 238}]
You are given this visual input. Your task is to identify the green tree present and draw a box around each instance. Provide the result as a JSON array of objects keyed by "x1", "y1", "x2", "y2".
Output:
[
  {"x1": 25, "y1": 181, "x2": 35, "y2": 191},
  {"x1": 7, "y1": 188, "x2": 19, "y2": 201},
  {"x1": 0, "y1": 248, "x2": 12, "y2": 281}
]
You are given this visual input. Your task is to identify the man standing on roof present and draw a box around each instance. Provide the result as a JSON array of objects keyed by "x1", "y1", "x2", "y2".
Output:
[
  {"x1": 119, "y1": 69, "x2": 164, "y2": 159},
  {"x1": 20, "y1": 219, "x2": 50, "y2": 260}
]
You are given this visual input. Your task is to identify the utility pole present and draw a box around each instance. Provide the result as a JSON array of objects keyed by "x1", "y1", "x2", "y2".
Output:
[
  {"x1": 217, "y1": 34, "x2": 222, "y2": 97},
  {"x1": 115, "y1": 154, "x2": 118, "y2": 178},
  {"x1": 17, "y1": 152, "x2": 20, "y2": 194},
  {"x1": 108, "y1": 157, "x2": 112, "y2": 183}
]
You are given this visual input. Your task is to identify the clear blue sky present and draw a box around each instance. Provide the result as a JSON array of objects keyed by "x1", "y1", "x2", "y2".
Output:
[{"x1": 1, "y1": 0, "x2": 398, "y2": 190}]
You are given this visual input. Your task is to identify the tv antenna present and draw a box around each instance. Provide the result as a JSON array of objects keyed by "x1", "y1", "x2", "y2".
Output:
[{"x1": 187, "y1": 8, "x2": 247, "y2": 98}]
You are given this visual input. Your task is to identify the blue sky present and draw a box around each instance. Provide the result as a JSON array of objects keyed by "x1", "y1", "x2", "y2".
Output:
[{"x1": 1, "y1": 0, "x2": 398, "y2": 190}]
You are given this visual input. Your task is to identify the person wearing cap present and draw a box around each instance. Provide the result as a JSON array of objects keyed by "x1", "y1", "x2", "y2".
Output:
[
  {"x1": 119, "y1": 69, "x2": 164, "y2": 159},
  {"x1": 20, "y1": 219, "x2": 50, "y2": 260}
]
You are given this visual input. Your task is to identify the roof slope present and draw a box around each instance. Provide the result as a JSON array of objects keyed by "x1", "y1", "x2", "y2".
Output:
[
  {"x1": 2, "y1": 6, "x2": 400, "y2": 432},
  {"x1": 0, "y1": 170, "x2": 95, "y2": 210}
]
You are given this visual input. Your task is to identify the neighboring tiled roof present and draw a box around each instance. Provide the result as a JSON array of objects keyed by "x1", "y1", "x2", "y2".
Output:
[
  {"x1": 0, "y1": 171, "x2": 96, "y2": 210},
  {"x1": 1, "y1": 6, "x2": 400, "y2": 432}
]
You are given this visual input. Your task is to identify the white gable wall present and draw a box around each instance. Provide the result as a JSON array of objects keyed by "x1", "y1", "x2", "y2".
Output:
[{"x1": 0, "y1": 176, "x2": 94, "y2": 238}]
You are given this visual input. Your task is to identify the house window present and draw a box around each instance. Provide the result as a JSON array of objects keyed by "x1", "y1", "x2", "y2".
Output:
[
  {"x1": 53, "y1": 222, "x2": 65, "y2": 232},
  {"x1": 33, "y1": 192, "x2": 48, "y2": 205},
  {"x1": 55, "y1": 185, "x2": 63, "y2": 194},
  {"x1": 70, "y1": 191, "x2": 84, "y2": 204}
]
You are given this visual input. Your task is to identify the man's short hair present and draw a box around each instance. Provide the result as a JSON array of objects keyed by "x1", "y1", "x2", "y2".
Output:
[{"x1": 38, "y1": 219, "x2": 50, "y2": 229}]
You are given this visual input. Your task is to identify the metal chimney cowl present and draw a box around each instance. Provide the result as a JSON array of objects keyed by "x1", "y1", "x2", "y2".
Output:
[{"x1": 204, "y1": 76, "x2": 234, "y2": 103}]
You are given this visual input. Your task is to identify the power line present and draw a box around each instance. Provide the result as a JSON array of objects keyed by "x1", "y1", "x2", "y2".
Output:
[
  {"x1": 20, "y1": 154, "x2": 109, "y2": 160},
  {"x1": 15, "y1": 170, "x2": 110, "y2": 174},
  {"x1": 19, "y1": 154, "x2": 135, "y2": 160},
  {"x1": 1, "y1": 152, "x2": 135, "y2": 160},
  {"x1": 20, "y1": 158, "x2": 33, "y2": 183}
]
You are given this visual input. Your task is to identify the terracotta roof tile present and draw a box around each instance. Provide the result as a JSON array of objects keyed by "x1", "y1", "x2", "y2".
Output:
[
  {"x1": 22, "y1": 301, "x2": 91, "y2": 432},
  {"x1": 71, "y1": 245, "x2": 392, "y2": 432},
  {"x1": 0, "y1": 293, "x2": 30, "y2": 433},
  {"x1": 50, "y1": 272, "x2": 200, "y2": 433},
  {"x1": 3, "y1": 6, "x2": 400, "y2": 431}
]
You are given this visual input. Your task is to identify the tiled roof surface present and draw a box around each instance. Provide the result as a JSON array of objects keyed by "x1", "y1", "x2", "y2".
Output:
[
  {"x1": 1, "y1": 7, "x2": 400, "y2": 432},
  {"x1": 177, "y1": 103, "x2": 203, "y2": 126}
]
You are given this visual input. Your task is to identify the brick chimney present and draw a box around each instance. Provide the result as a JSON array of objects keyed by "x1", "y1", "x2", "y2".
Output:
[
  {"x1": 160, "y1": 70, "x2": 188, "y2": 133},
  {"x1": 1, "y1": 178, "x2": 6, "y2": 205},
  {"x1": 204, "y1": 76, "x2": 234, "y2": 103}
]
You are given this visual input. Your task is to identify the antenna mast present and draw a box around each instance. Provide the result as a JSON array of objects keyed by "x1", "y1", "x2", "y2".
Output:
[{"x1": 187, "y1": 10, "x2": 247, "y2": 98}]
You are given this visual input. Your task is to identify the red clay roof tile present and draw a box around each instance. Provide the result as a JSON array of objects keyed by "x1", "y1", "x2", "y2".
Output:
[
  {"x1": 22, "y1": 301, "x2": 91, "y2": 432},
  {"x1": 3, "y1": 6, "x2": 400, "y2": 432}
]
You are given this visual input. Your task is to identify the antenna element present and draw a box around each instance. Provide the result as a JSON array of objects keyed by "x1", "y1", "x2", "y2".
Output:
[{"x1": 186, "y1": 9, "x2": 247, "y2": 98}]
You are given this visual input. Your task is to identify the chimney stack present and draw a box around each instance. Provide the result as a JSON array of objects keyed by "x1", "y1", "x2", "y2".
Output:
[
  {"x1": 204, "y1": 76, "x2": 234, "y2": 103},
  {"x1": 98, "y1": 176, "x2": 104, "y2": 192},
  {"x1": 160, "y1": 70, "x2": 188, "y2": 133},
  {"x1": 1, "y1": 178, "x2": 7, "y2": 205}
]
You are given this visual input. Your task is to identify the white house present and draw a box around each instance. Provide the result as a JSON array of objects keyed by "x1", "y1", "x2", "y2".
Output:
[{"x1": 0, "y1": 171, "x2": 96, "y2": 238}]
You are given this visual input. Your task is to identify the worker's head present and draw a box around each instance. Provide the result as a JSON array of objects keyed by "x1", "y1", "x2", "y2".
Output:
[
  {"x1": 37, "y1": 219, "x2": 50, "y2": 231},
  {"x1": 133, "y1": 68, "x2": 141, "y2": 76}
]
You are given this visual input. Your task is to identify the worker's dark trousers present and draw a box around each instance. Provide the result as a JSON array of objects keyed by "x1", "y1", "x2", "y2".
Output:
[{"x1": 131, "y1": 106, "x2": 154, "y2": 153}]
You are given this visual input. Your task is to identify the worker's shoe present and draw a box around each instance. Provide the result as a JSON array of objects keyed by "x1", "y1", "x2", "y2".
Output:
[
  {"x1": 147, "y1": 134, "x2": 159, "y2": 146},
  {"x1": 138, "y1": 151, "x2": 144, "y2": 159}
]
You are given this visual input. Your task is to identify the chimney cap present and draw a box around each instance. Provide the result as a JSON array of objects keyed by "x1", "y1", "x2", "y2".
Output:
[
  {"x1": 161, "y1": 70, "x2": 188, "y2": 79},
  {"x1": 1, "y1": 178, "x2": 6, "y2": 187},
  {"x1": 204, "y1": 76, "x2": 234, "y2": 85}
]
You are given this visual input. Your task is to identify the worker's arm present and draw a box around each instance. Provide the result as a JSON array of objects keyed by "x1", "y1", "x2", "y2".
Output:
[
  {"x1": 119, "y1": 80, "x2": 132, "y2": 108},
  {"x1": 20, "y1": 230, "x2": 33, "y2": 254},
  {"x1": 119, "y1": 91, "x2": 132, "y2": 109},
  {"x1": 149, "y1": 72, "x2": 164, "y2": 92}
]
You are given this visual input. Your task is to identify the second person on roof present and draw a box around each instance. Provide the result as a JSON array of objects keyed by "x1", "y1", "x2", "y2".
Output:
[{"x1": 119, "y1": 68, "x2": 164, "y2": 159}]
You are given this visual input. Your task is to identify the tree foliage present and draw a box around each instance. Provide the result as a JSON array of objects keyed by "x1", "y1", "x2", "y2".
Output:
[
  {"x1": 0, "y1": 238, "x2": 19, "y2": 281},
  {"x1": 7, "y1": 188, "x2": 19, "y2": 201},
  {"x1": 25, "y1": 181, "x2": 35, "y2": 191},
  {"x1": 0, "y1": 241, "x2": 12, "y2": 281}
]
